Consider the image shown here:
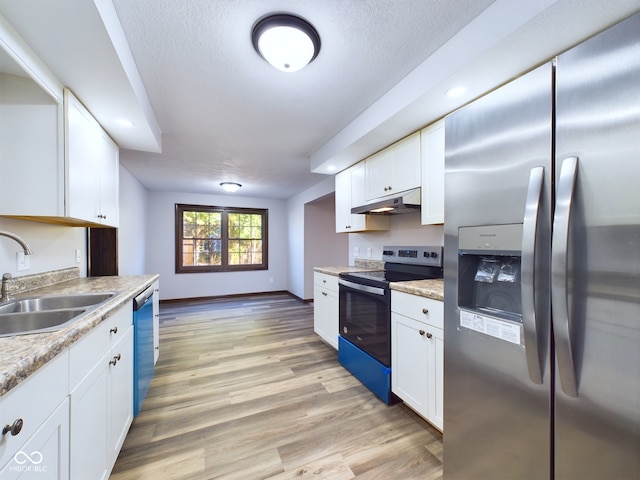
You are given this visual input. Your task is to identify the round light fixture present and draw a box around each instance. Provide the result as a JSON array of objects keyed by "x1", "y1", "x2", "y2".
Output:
[
  {"x1": 220, "y1": 182, "x2": 242, "y2": 193},
  {"x1": 252, "y1": 14, "x2": 321, "y2": 72}
]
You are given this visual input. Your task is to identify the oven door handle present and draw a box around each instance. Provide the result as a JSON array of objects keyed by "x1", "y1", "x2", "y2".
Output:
[{"x1": 339, "y1": 279, "x2": 386, "y2": 296}]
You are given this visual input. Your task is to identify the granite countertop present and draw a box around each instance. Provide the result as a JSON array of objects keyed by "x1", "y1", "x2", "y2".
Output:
[
  {"x1": 0, "y1": 273, "x2": 159, "y2": 397},
  {"x1": 314, "y1": 266, "x2": 380, "y2": 276},
  {"x1": 390, "y1": 278, "x2": 444, "y2": 301}
]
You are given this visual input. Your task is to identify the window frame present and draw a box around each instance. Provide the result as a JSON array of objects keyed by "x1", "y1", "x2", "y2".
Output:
[{"x1": 175, "y1": 203, "x2": 268, "y2": 273}]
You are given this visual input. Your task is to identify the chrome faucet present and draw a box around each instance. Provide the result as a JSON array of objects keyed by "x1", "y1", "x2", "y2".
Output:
[
  {"x1": 1, "y1": 273, "x2": 11, "y2": 302},
  {"x1": 0, "y1": 230, "x2": 33, "y2": 255},
  {"x1": 0, "y1": 231, "x2": 33, "y2": 302}
]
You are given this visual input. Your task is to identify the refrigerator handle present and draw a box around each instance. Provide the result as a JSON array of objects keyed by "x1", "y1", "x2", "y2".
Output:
[
  {"x1": 521, "y1": 166, "x2": 544, "y2": 384},
  {"x1": 551, "y1": 157, "x2": 579, "y2": 397}
]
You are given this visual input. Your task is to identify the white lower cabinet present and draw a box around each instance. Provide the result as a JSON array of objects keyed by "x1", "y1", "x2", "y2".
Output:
[
  {"x1": 313, "y1": 272, "x2": 339, "y2": 350},
  {"x1": 69, "y1": 305, "x2": 133, "y2": 480},
  {"x1": 0, "y1": 352, "x2": 69, "y2": 479},
  {"x1": 391, "y1": 291, "x2": 444, "y2": 431}
]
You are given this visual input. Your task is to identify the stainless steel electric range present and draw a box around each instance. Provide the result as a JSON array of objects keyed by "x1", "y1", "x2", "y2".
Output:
[{"x1": 338, "y1": 245, "x2": 443, "y2": 404}]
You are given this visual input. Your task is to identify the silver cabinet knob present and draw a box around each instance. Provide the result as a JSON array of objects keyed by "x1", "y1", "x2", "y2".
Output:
[{"x1": 422, "y1": 308, "x2": 429, "y2": 314}]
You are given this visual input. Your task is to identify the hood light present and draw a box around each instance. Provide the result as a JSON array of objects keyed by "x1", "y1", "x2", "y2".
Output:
[{"x1": 370, "y1": 207, "x2": 395, "y2": 213}]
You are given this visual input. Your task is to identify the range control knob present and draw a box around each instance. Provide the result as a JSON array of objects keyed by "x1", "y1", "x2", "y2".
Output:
[
  {"x1": 383, "y1": 250, "x2": 394, "y2": 256},
  {"x1": 430, "y1": 251, "x2": 438, "y2": 258}
]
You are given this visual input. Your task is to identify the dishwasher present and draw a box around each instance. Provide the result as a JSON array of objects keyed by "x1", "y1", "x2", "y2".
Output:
[{"x1": 133, "y1": 286, "x2": 155, "y2": 416}]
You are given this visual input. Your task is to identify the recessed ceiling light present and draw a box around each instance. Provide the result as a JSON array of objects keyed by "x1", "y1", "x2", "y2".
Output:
[
  {"x1": 252, "y1": 14, "x2": 321, "y2": 72},
  {"x1": 116, "y1": 118, "x2": 134, "y2": 127},
  {"x1": 220, "y1": 182, "x2": 242, "y2": 193},
  {"x1": 327, "y1": 165, "x2": 336, "y2": 172},
  {"x1": 446, "y1": 86, "x2": 467, "y2": 98}
]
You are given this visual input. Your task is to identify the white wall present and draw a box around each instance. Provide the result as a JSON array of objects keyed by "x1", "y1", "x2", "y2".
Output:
[
  {"x1": 304, "y1": 194, "x2": 348, "y2": 300},
  {"x1": 118, "y1": 165, "x2": 148, "y2": 275},
  {"x1": 349, "y1": 212, "x2": 444, "y2": 264},
  {"x1": 146, "y1": 190, "x2": 288, "y2": 300},
  {"x1": 286, "y1": 176, "x2": 341, "y2": 300},
  {"x1": 0, "y1": 217, "x2": 86, "y2": 277}
]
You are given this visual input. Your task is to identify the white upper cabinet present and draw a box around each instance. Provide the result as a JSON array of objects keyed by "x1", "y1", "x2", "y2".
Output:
[
  {"x1": 0, "y1": 20, "x2": 119, "y2": 227},
  {"x1": 421, "y1": 120, "x2": 445, "y2": 225},
  {"x1": 335, "y1": 162, "x2": 389, "y2": 233},
  {"x1": 365, "y1": 131, "x2": 421, "y2": 200},
  {"x1": 65, "y1": 89, "x2": 119, "y2": 227}
]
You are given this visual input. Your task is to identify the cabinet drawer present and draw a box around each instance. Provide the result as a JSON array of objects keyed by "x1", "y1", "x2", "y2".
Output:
[
  {"x1": 391, "y1": 290, "x2": 443, "y2": 329},
  {"x1": 314, "y1": 273, "x2": 338, "y2": 293},
  {"x1": 0, "y1": 351, "x2": 69, "y2": 468},
  {"x1": 69, "y1": 306, "x2": 132, "y2": 387}
]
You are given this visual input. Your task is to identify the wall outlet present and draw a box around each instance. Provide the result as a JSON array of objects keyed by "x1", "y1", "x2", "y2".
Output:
[
  {"x1": 269, "y1": 276, "x2": 274, "y2": 284},
  {"x1": 366, "y1": 247, "x2": 372, "y2": 258},
  {"x1": 16, "y1": 252, "x2": 30, "y2": 271},
  {"x1": 353, "y1": 247, "x2": 359, "y2": 257},
  {"x1": 75, "y1": 249, "x2": 82, "y2": 263}
]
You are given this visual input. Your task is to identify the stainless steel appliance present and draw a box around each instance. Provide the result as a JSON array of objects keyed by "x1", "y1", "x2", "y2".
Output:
[
  {"x1": 338, "y1": 245, "x2": 443, "y2": 404},
  {"x1": 133, "y1": 286, "x2": 155, "y2": 416},
  {"x1": 444, "y1": 12, "x2": 640, "y2": 479}
]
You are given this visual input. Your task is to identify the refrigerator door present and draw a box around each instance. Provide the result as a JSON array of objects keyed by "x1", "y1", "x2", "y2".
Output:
[
  {"x1": 443, "y1": 63, "x2": 553, "y2": 479},
  {"x1": 554, "y1": 13, "x2": 640, "y2": 478}
]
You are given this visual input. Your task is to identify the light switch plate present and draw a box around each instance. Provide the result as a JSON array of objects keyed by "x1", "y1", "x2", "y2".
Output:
[{"x1": 16, "y1": 252, "x2": 30, "y2": 271}]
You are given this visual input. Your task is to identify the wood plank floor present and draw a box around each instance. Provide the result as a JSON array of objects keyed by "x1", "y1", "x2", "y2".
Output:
[{"x1": 110, "y1": 293, "x2": 443, "y2": 480}]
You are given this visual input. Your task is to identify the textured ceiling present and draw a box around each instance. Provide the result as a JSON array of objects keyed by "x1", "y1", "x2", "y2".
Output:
[
  {"x1": 1, "y1": 1, "x2": 639, "y2": 199},
  {"x1": 111, "y1": 0, "x2": 495, "y2": 198}
]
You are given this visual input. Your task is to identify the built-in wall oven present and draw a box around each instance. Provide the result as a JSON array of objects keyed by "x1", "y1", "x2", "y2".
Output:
[{"x1": 338, "y1": 246, "x2": 443, "y2": 404}]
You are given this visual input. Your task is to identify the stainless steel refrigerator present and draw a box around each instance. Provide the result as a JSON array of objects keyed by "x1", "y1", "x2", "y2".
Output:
[{"x1": 443, "y1": 12, "x2": 640, "y2": 479}]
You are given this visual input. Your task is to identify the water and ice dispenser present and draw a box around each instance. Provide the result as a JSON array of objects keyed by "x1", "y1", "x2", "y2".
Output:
[{"x1": 457, "y1": 224, "x2": 524, "y2": 344}]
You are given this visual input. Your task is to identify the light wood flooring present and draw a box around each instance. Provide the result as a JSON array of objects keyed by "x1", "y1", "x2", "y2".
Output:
[{"x1": 110, "y1": 293, "x2": 443, "y2": 480}]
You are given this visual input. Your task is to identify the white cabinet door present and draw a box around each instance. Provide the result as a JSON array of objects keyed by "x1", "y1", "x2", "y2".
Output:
[
  {"x1": 69, "y1": 353, "x2": 109, "y2": 480},
  {"x1": 392, "y1": 312, "x2": 429, "y2": 414},
  {"x1": 391, "y1": 291, "x2": 444, "y2": 431},
  {"x1": 335, "y1": 163, "x2": 389, "y2": 233},
  {"x1": 0, "y1": 398, "x2": 70, "y2": 480},
  {"x1": 391, "y1": 131, "x2": 421, "y2": 194},
  {"x1": 313, "y1": 273, "x2": 339, "y2": 350},
  {"x1": 65, "y1": 89, "x2": 119, "y2": 227},
  {"x1": 365, "y1": 132, "x2": 421, "y2": 200},
  {"x1": 421, "y1": 120, "x2": 445, "y2": 225},
  {"x1": 107, "y1": 325, "x2": 133, "y2": 471}
]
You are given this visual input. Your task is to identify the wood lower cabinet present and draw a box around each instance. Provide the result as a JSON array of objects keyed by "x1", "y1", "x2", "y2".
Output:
[
  {"x1": 313, "y1": 272, "x2": 339, "y2": 349},
  {"x1": 391, "y1": 291, "x2": 444, "y2": 431}
]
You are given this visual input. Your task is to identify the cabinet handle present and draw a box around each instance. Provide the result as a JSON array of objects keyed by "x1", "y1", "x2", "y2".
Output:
[
  {"x1": 419, "y1": 329, "x2": 425, "y2": 336},
  {"x1": 388, "y1": 185, "x2": 392, "y2": 191},
  {"x1": 109, "y1": 353, "x2": 122, "y2": 366},
  {"x1": 2, "y1": 418, "x2": 23, "y2": 436},
  {"x1": 322, "y1": 292, "x2": 328, "y2": 296},
  {"x1": 426, "y1": 332, "x2": 433, "y2": 339},
  {"x1": 422, "y1": 308, "x2": 429, "y2": 314},
  {"x1": 110, "y1": 326, "x2": 118, "y2": 334}
]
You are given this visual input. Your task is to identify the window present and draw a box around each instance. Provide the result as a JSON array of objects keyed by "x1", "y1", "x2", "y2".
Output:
[{"x1": 175, "y1": 204, "x2": 268, "y2": 273}]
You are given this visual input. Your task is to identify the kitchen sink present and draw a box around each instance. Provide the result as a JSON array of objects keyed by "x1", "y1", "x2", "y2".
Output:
[
  {"x1": 0, "y1": 292, "x2": 114, "y2": 314},
  {"x1": 0, "y1": 309, "x2": 87, "y2": 337},
  {"x1": 0, "y1": 292, "x2": 116, "y2": 337}
]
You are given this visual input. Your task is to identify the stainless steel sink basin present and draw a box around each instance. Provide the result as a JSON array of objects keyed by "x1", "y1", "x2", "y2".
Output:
[
  {"x1": 0, "y1": 292, "x2": 116, "y2": 337},
  {"x1": 0, "y1": 292, "x2": 114, "y2": 314},
  {"x1": 0, "y1": 309, "x2": 87, "y2": 337}
]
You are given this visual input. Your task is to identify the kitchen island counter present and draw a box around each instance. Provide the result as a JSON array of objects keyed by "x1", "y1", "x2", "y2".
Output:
[{"x1": 0, "y1": 273, "x2": 159, "y2": 397}]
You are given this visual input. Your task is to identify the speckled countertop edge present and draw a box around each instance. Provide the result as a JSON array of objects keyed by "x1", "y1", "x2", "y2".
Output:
[
  {"x1": 390, "y1": 279, "x2": 444, "y2": 301},
  {"x1": 0, "y1": 274, "x2": 159, "y2": 397}
]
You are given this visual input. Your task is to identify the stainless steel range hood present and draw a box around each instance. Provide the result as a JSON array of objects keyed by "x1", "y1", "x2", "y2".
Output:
[{"x1": 351, "y1": 188, "x2": 421, "y2": 215}]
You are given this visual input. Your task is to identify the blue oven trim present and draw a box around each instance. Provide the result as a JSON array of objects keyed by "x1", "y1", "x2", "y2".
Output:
[{"x1": 338, "y1": 335, "x2": 395, "y2": 405}]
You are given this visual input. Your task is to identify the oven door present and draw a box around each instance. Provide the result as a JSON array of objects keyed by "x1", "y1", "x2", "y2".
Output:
[{"x1": 338, "y1": 278, "x2": 391, "y2": 366}]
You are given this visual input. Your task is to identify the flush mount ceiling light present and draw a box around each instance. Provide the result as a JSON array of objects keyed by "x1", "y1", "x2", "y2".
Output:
[
  {"x1": 252, "y1": 14, "x2": 321, "y2": 72},
  {"x1": 220, "y1": 182, "x2": 242, "y2": 192}
]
